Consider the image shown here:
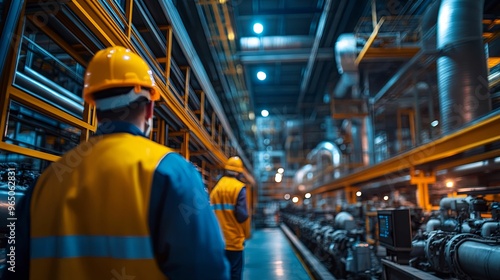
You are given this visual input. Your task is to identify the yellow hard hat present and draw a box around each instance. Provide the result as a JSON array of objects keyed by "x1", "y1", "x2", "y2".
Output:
[
  {"x1": 83, "y1": 46, "x2": 159, "y2": 109},
  {"x1": 225, "y1": 156, "x2": 244, "y2": 173}
]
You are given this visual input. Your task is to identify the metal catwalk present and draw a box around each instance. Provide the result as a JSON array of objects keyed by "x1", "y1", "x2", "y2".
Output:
[{"x1": 244, "y1": 228, "x2": 312, "y2": 280}]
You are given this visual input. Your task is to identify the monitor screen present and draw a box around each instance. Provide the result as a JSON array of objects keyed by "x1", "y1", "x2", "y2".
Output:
[{"x1": 378, "y1": 213, "x2": 394, "y2": 246}]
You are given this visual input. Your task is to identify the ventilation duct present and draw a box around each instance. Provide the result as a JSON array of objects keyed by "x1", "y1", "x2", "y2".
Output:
[
  {"x1": 334, "y1": 33, "x2": 359, "y2": 98},
  {"x1": 437, "y1": 0, "x2": 490, "y2": 134},
  {"x1": 306, "y1": 141, "x2": 342, "y2": 180},
  {"x1": 342, "y1": 119, "x2": 370, "y2": 167},
  {"x1": 293, "y1": 164, "x2": 314, "y2": 186}
]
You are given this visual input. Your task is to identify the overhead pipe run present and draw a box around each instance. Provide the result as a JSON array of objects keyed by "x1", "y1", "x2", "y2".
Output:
[
  {"x1": 437, "y1": 0, "x2": 491, "y2": 134},
  {"x1": 306, "y1": 141, "x2": 343, "y2": 184},
  {"x1": 334, "y1": 33, "x2": 359, "y2": 98},
  {"x1": 15, "y1": 72, "x2": 83, "y2": 117}
]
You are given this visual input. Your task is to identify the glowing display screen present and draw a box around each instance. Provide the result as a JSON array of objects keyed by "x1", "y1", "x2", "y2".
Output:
[{"x1": 379, "y1": 214, "x2": 390, "y2": 238}]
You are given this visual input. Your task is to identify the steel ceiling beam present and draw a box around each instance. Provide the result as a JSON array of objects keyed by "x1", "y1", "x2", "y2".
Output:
[
  {"x1": 239, "y1": 48, "x2": 333, "y2": 64},
  {"x1": 297, "y1": 0, "x2": 336, "y2": 109},
  {"x1": 158, "y1": 0, "x2": 253, "y2": 170}
]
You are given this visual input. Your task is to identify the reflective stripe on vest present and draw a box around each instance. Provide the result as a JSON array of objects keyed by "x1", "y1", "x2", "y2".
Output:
[
  {"x1": 30, "y1": 133, "x2": 172, "y2": 279},
  {"x1": 210, "y1": 176, "x2": 246, "y2": 251},
  {"x1": 31, "y1": 236, "x2": 154, "y2": 259},
  {"x1": 212, "y1": 203, "x2": 235, "y2": 211}
]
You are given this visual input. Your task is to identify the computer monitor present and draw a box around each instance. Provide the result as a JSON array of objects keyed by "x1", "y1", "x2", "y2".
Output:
[{"x1": 377, "y1": 209, "x2": 412, "y2": 252}]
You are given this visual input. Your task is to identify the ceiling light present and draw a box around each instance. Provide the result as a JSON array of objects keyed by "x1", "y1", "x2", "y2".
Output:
[
  {"x1": 248, "y1": 112, "x2": 255, "y2": 120},
  {"x1": 431, "y1": 120, "x2": 439, "y2": 127},
  {"x1": 446, "y1": 180, "x2": 454, "y2": 188},
  {"x1": 305, "y1": 193, "x2": 311, "y2": 199},
  {"x1": 356, "y1": 191, "x2": 362, "y2": 197},
  {"x1": 227, "y1": 32, "x2": 234, "y2": 40},
  {"x1": 257, "y1": 71, "x2": 267, "y2": 81},
  {"x1": 284, "y1": 194, "x2": 290, "y2": 200},
  {"x1": 261, "y1": 110, "x2": 269, "y2": 117},
  {"x1": 383, "y1": 195, "x2": 389, "y2": 201},
  {"x1": 277, "y1": 167, "x2": 284, "y2": 174},
  {"x1": 275, "y1": 173, "x2": 282, "y2": 183},
  {"x1": 253, "y1": 23, "x2": 263, "y2": 34},
  {"x1": 292, "y1": 197, "x2": 299, "y2": 203}
]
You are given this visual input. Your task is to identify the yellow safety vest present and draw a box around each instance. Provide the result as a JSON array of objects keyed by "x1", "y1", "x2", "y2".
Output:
[
  {"x1": 30, "y1": 133, "x2": 171, "y2": 280},
  {"x1": 210, "y1": 176, "x2": 246, "y2": 251}
]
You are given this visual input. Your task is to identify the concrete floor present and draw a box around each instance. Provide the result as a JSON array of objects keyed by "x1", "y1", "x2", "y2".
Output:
[{"x1": 243, "y1": 228, "x2": 312, "y2": 280}]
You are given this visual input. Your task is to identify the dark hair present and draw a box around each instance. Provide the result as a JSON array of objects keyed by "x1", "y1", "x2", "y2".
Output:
[{"x1": 94, "y1": 87, "x2": 151, "y2": 121}]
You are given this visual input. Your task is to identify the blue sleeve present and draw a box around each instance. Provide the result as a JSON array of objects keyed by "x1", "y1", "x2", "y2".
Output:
[
  {"x1": 148, "y1": 153, "x2": 229, "y2": 280},
  {"x1": 2, "y1": 182, "x2": 34, "y2": 280},
  {"x1": 235, "y1": 187, "x2": 249, "y2": 223}
]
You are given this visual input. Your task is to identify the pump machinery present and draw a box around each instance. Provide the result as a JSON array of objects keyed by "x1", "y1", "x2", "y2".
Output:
[
  {"x1": 3, "y1": 162, "x2": 500, "y2": 280},
  {"x1": 282, "y1": 191, "x2": 500, "y2": 280}
]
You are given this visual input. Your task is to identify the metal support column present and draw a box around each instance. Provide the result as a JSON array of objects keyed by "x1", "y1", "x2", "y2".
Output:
[
  {"x1": 410, "y1": 168, "x2": 435, "y2": 211},
  {"x1": 345, "y1": 186, "x2": 359, "y2": 204}
]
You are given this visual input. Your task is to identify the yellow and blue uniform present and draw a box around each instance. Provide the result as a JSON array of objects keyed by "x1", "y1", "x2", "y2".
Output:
[
  {"x1": 210, "y1": 174, "x2": 249, "y2": 280},
  {"x1": 7, "y1": 122, "x2": 229, "y2": 280},
  {"x1": 210, "y1": 176, "x2": 249, "y2": 251}
]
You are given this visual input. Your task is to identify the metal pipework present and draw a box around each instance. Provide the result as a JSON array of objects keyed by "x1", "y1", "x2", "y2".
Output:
[
  {"x1": 15, "y1": 72, "x2": 83, "y2": 116},
  {"x1": 426, "y1": 219, "x2": 441, "y2": 232},
  {"x1": 481, "y1": 221, "x2": 500, "y2": 237},
  {"x1": 446, "y1": 237, "x2": 500, "y2": 280},
  {"x1": 437, "y1": 0, "x2": 490, "y2": 134}
]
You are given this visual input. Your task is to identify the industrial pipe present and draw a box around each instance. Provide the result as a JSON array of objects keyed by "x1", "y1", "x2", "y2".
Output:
[
  {"x1": 437, "y1": 0, "x2": 490, "y2": 134},
  {"x1": 15, "y1": 72, "x2": 84, "y2": 116},
  {"x1": 451, "y1": 239, "x2": 500, "y2": 280}
]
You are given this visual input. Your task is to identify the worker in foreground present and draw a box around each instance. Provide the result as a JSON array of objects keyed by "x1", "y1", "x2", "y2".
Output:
[
  {"x1": 210, "y1": 156, "x2": 251, "y2": 280},
  {"x1": 7, "y1": 46, "x2": 229, "y2": 280}
]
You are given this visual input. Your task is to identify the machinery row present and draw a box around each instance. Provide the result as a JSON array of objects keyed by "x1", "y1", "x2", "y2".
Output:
[{"x1": 281, "y1": 191, "x2": 500, "y2": 280}]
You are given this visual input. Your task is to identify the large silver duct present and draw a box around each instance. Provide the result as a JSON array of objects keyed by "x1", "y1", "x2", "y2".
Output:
[
  {"x1": 306, "y1": 141, "x2": 342, "y2": 180},
  {"x1": 341, "y1": 119, "x2": 369, "y2": 167},
  {"x1": 437, "y1": 0, "x2": 490, "y2": 134},
  {"x1": 334, "y1": 33, "x2": 359, "y2": 98}
]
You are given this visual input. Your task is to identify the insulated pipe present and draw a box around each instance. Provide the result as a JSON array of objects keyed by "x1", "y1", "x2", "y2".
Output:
[
  {"x1": 454, "y1": 240, "x2": 500, "y2": 279},
  {"x1": 306, "y1": 141, "x2": 342, "y2": 179},
  {"x1": 15, "y1": 72, "x2": 83, "y2": 116},
  {"x1": 426, "y1": 219, "x2": 441, "y2": 232},
  {"x1": 23, "y1": 67, "x2": 83, "y2": 104},
  {"x1": 334, "y1": 33, "x2": 359, "y2": 98},
  {"x1": 481, "y1": 221, "x2": 500, "y2": 237},
  {"x1": 350, "y1": 119, "x2": 363, "y2": 165},
  {"x1": 437, "y1": 0, "x2": 490, "y2": 134}
]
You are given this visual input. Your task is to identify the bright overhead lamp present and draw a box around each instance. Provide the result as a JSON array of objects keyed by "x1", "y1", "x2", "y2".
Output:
[
  {"x1": 257, "y1": 71, "x2": 267, "y2": 81},
  {"x1": 253, "y1": 23, "x2": 263, "y2": 34},
  {"x1": 261, "y1": 110, "x2": 269, "y2": 117}
]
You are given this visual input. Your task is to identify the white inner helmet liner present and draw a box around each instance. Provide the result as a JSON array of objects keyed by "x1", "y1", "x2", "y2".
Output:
[{"x1": 95, "y1": 88, "x2": 151, "y2": 111}]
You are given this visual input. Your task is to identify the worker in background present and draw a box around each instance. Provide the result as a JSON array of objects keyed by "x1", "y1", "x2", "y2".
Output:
[
  {"x1": 210, "y1": 156, "x2": 251, "y2": 280},
  {"x1": 7, "y1": 46, "x2": 229, "y2": 280}
]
